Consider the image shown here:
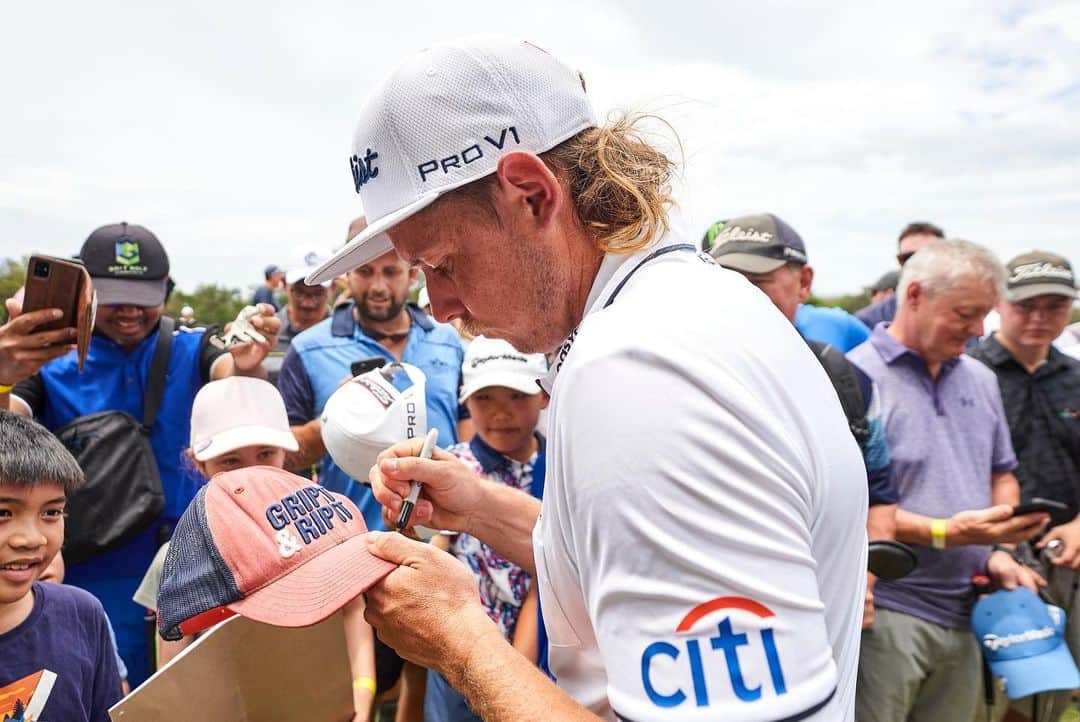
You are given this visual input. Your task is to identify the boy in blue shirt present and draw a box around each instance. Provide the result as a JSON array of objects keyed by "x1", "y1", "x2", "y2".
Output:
[
  {"x1": 0, "y1": 412, "x2": 122, "y2": 722},
  {"x1": 425, "y1": 337, "x2": 548, "y2": 722}
]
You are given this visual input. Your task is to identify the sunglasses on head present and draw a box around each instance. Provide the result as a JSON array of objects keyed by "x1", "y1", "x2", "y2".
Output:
[{"x1": 897, "y1": 251, "x2": 916, "y2": 267}]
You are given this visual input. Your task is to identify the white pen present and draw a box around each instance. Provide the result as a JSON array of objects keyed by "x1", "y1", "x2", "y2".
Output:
[{"x1": 396, "y1": 428, "x2": 439, "y2": 532}]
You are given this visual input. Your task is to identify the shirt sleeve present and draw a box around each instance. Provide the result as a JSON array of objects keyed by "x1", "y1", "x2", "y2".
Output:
[
  {"x1": 278, "y1": 346, "x2": 316, "y2": 426},
  {"x1": 845, "y1": 313, "x2": 871, "y2": 349},
  {"x1": 197, "y1": 327, "x2": 227, "y2": 383},
  {"x1": 862, "y1": 382, "x2": 898, "y2": 506},
  {"x1": 91, "y1": 604, "x2": 124, "y2": 721},
  {"x1": 11, "y1": 373, "x2": 45, "y2": 417},
  {"x1": 546, "y1": 348, "x2": 847, "y2": 721}
]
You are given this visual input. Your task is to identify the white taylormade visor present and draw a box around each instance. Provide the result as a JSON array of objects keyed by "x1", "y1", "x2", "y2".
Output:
[{"x1": 307, "y1": 36, "x2": 596, "y2": 285}]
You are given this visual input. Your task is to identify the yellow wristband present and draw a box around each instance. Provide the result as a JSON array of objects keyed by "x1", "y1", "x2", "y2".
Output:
[
  {"x1": 0, "y1": 383, "x2": 14, "y2": 394},
  {"x1": 930, "y1": 519, "x2": 948, "y2": 550},
  {"x1": 353, "y1": 676, "x2": 377, "y2": 695}
]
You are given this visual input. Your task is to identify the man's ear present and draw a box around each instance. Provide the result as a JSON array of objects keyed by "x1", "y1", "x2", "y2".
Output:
[
  {"x1": 493, "y1": 151, "x2": 561, "y2": 229},
  {"x1": 797, "y1": 265, "x2": 814, "y2": 303},
  {"x1": 905, "y1": 280, "x2": 924, "y2": 310}
]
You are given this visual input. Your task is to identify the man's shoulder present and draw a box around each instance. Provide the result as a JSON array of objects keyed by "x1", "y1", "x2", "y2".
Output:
[{"x1": 288, "y1": 315, "x2": 339, "y2": 353}]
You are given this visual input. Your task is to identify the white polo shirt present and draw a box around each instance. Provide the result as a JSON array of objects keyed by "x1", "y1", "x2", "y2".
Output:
[{"x1": 533, "y1": 218, "x2": 867, "y2": 721}]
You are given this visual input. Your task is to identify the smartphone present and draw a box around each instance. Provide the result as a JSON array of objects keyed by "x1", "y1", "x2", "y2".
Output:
[
  {"x1": 1013, "y1": 497, "x2": 1071, "y2": 528},
  {"x1": 351, "y1": 356, "x2": 387, "y2": 377},
  {"x1": 21, "y1": 255, "x2": 96, "y2": 369}
]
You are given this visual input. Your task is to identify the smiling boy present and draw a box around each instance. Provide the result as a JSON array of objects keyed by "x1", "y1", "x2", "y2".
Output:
[{"x1": 0, "y1": 411, "x2": 122, "y2": 722}]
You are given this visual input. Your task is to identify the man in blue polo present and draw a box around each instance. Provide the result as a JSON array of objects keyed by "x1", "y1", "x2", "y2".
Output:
[
  {"x1": 278, "y1": 221, "x2": 465, "y2": 531},
  {"x1": 0, "y1": 221, "x2": 280, "y2": 686},
  {"x1": 847, "y1": 238, "x2": 1050, "y2": 722}
]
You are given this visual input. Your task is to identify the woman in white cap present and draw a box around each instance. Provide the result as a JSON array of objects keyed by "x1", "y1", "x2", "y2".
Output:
[{"x1": 133, "y1": 377, "x2": 378, "y2": 722}]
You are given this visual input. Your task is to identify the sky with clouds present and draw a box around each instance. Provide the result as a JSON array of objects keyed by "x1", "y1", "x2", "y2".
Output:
[{"x1": 2, "y1": 0, "x2": 1078, "y2": 296}]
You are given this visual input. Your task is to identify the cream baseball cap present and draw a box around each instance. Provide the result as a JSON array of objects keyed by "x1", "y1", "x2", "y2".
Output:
[
  {"x1": 190, "y1": 377, "x2": 299, "y2": 462},
  {"x1": 459, "y1": 336, "x2": 547, "y2": 402}
]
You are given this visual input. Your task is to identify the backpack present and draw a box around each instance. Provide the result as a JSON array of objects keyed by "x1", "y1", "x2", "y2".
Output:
[
  {"x1": 55, "y1": 317, "x2": 174, "y2": 564},
  {"x1": 807, "y1": 339, "x2": 870, "y2": 451}
]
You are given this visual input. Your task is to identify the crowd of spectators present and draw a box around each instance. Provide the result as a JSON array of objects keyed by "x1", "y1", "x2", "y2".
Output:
[{"x1": 0, "y1": 211, "x2": 1075, "y2": 721}]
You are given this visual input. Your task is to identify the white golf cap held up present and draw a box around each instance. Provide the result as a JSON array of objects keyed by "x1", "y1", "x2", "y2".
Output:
[
  {"x1": 190, "y1": 377, "x2": 299, "y2": 462},
  {"x1": 459, "y1": 336, "x2": 547, "y2": 402},
  {"x1": 320, "y1": 363, "x2": 428, "y2": 482},
  {"x1": 307, "y1": 36, "x2": 596, "y2": 285}
]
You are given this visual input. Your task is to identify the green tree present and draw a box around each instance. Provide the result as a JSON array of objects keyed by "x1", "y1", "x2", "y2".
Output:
[
  {"x1": 0, "y1": 256, "x2": 28, "y2": 323},
  {"x1": 165, "y1": 284, "x2": 249, "y2": 327}
]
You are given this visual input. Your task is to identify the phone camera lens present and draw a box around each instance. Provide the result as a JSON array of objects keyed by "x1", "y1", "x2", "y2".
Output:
[{"x1": 33, "y1": 261, "x2": 51, "y2": 278}]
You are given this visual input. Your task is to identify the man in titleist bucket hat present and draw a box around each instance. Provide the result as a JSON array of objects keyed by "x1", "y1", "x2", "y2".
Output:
[{"x1": 317, "y1": 36, "x2": 868, "y2": 721}]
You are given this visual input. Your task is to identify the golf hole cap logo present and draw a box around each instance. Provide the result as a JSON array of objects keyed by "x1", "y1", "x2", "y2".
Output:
[
  {"x1": 640, "y1": 596, "x2": 788, "y2": 709},
  {"x1": 972, "y1": 588, "x2": 1080, "y2": 700},
  {"x1": 156, "y1": 467, "x2": 396, "y2": 641},
  {"x1": 307, "y1": 36, "x2": 597, "y2": 285},
  {"x1": 320, "y1": 362, "x2": 428, "y2": 482},
  {"x1": 78, "y1": 221, "x2": 171, "y2": 307}
]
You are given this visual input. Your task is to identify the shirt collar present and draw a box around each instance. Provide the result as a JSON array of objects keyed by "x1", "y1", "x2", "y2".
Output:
[
  {"x1": 331, "y1": 302, "x2": 433, "y2": 338},
  {"x1": 982, "y1": 333, "x2": 1071, "y2": 375},
  {"x1": 469, "y1": 432, "x2": 545, "y2": 474},
  {"x1": 868, "y1": 322, "x2": 961, "y2": 374}
]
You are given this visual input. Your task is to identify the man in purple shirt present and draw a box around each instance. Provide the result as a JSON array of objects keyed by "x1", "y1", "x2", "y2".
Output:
[
  {"x1": 855, "y1": 221, "x2": 945, "y2": 329},
  {"x1": 847, "y1": 238, "x2": 1050, "y2": 722}
]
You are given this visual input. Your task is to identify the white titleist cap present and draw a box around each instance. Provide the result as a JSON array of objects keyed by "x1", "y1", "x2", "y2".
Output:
[
  {"x1": 307, "y1": 36, "x2": 596, "y2": 285},
  {"x1": 459, "y1": 336, "x2": 547, "y2": 402},
  {"x1": 320, "y1": 363, "x2": 428, "y2": 481},
  {"x1": 191, "y1": 377, "x2": 299, "y2": 462}
]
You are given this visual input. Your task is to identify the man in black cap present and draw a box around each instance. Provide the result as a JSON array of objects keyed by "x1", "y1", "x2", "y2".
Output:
[
  {"x1": 866, "y1": 270, "x2": 899, "y2": 307},
  {"x1": 0, "y1": 221, "x2": 280, "y2": 686},
  {"x1": 970, "y1": 250, "x2": 1080, "y2": 722}
]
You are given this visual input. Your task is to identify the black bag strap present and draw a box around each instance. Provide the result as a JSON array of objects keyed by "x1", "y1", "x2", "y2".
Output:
[
  {"x1": 142, "y1": 316, "x2": 175, "y2": 432},
  {"x1": 808, "y1": 339, "x2": 870, "y2": 448}
]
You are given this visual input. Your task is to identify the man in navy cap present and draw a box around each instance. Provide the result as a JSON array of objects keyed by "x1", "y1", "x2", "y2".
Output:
[{"x1": 0, "y1": 221, "x2": 280, "y2": 685}]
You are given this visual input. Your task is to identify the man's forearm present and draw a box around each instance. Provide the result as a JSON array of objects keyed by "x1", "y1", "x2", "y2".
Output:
[
  {"x1": 286, "y1": 420, "x2": 325, "y2": 471},
  {"x1": 991, "y1": 472, "x2": 1020, "y2": 507},
  {"x1": 894, "y1": 508, "x2": 934, "y2": 545},
  {"x1": 867, "y1": 503, "x2": 897, "y2": 541},
  {"x1": 448, "y1": 623, "x2": 601, "y2": 722},
  {"x1": 465, "y1": 481, "x2": 541, "y2": 574}
]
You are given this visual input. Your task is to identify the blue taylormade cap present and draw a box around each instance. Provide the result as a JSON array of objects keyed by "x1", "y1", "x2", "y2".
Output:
[
  {"x1": 703, "y1": 213, "x2": 808, "y2": 274},
  {"x1": 972, "y1": 588, "x2": 1080, "y2": 700}
]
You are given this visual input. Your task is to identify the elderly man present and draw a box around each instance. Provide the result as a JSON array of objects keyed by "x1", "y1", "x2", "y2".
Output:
[
  {"x1": 970, "y1": 250, "x2": 1080, "y2": 722},
  {"x1": 0, "y1": 221, "x2": 278, "y2": 685},
  {"x1": 308, "y1": 37, "x2": 867, "y2": 721},
  {"x1": 847, "y1": 239, "x2": 1049, "y2": 722}
]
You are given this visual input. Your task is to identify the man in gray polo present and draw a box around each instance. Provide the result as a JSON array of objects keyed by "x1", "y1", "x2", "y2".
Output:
[{"x1": 847, "y1": 238, "x2": 1050, "y2": 722}]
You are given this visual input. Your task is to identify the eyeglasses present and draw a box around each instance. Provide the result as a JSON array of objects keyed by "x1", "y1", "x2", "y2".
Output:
[{"x1": 897, "y1": 252, "x2": 916, "y2": 267}]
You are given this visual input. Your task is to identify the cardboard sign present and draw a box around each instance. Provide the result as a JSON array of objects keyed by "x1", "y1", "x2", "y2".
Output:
[{"x1": 110, "y1": 613, "x2": 352, "y2": 721}]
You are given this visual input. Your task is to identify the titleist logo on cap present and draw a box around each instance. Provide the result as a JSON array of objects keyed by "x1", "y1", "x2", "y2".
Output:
[
  {"x1": 1010, "y1": 262, "x2": 1074, "y2": 285},
  {"x1": 713, "y1": 225, "x2": 775, "y2": 245}
]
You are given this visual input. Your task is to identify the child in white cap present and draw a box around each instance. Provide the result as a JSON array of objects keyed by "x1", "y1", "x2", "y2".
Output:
[
  {"x1": 425, "y1": 337, "x2": 548, "y2": 722},
  {"x1": 133, "y1": 377, "x2": 378, "y2": 721}
]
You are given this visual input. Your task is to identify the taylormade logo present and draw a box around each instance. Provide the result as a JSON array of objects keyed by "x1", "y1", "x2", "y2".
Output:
[
  {"x1": 1010, "y1": 262, "x2": 1073, "y2": 285},
  {"x1": 470, "y1": 353, "x2": 527, "y2": 369},
  {"x1": 982, "y1": 626, "x2": 1054, "y2": 651}
]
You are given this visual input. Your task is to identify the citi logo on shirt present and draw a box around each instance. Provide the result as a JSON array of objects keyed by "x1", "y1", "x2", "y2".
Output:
[{"x1": 640, "y1": 596, "x2": 787, "y2": 708}]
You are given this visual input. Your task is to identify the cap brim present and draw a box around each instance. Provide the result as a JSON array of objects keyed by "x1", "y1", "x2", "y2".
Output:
[
  {"x1": 227, "y1": 532, "x2": 395, "y2": 628},
  {"x1": 1007, "y1": 283, "x2": 1078, "y2": 302},
  {"x1": 193, "y1": 425, "x2": 300, "y2": 462},
  {"x1": 991, "y1": 643, "x2": 1080, "y2": 699},
  {"x1": 93, "y1": 277, "x2": 167, "y2": 307},
  {"x1": 459, "y1": 373, "x2": 544, "y2": 403},
  {"x1": 713, "y1": 253, "x2": 788, "y2": 274},
  {"x1": 306, "y1": 194, "x2": 442, "y2": 285}
]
